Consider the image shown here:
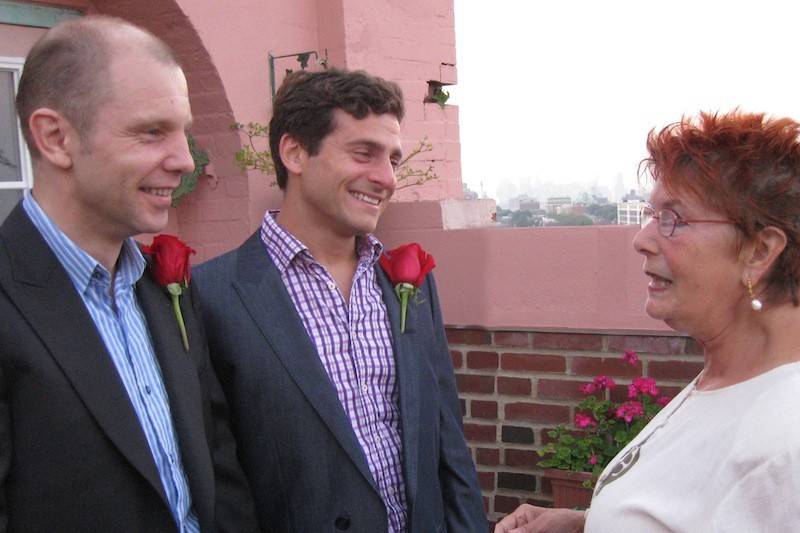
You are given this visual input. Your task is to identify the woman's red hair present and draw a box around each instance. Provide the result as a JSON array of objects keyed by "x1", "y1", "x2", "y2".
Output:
[{"x1": 643, "y1": 111, "x2": 800, "y2": 305}]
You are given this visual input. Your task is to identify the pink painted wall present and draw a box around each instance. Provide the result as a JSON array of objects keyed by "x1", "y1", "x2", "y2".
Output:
[
  {"x1": 6, "y1": 1, "x2": 671, "y2": 335},
  {"x1": 175, "y1": 0, "x2": 319, "y2": 231},
  {"x1": 339, "y1": 0, "x2": 462, "y2": 202},
  {"x1": 174, "y1": 0, "x2": 463, "y2": 235},
  {"x1": 0, "y1": 0, "x2": 97, "y2": 57},
  {"x1": 0, "y1": 23, "x2": 46, "y2": 56},
  {"x1": 376, "y1": 217, "x2": 670, "y2": 333}
]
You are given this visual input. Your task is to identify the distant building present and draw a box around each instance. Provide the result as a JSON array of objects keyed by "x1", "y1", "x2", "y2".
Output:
[
  {"x1": 519, "y1": 198, "x2": 541, "y2": 213},
  {"x1": 546, "y1": 196, "x2": 572, "y2": 214},
  {"x1": 508, "y1": 193, "x2": 535, "y2": 211},
  {"x1": 463, "y1": 183, "x2": 479, "y2": 200},
  {"x1": 622, "y1": 189, "x2": 646, "y2": 202},
  {"x1": 618, "y1": 199, "x2": 645, "y2": 226}
]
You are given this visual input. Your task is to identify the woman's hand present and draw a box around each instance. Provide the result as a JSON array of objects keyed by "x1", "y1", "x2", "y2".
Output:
[{"x1": 494, "y1": 504, "x2": 585, "y2": 533}]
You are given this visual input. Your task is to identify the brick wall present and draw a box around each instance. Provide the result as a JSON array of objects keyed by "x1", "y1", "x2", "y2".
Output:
[{"x1": 446, "y1": 327, "x2": 703, "y2": 524}]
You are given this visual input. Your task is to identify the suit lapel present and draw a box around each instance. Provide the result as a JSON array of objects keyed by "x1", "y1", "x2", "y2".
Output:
[
  {"x1": 137, "y1": 268, "x2": 213, "y2": 521},
  {"x1": 232, "y1": 233, "x2": 379, "y2": 492},
  {"x1": 375, "y1": 266, "x2": 421, "y2": 510},
  {"x1": 0, "y1": 206, "x2": 165, "y2": 501}
]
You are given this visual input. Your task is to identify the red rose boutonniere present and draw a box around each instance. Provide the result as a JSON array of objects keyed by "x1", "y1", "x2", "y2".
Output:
[
  {"x1": 379, "y1": 243, "x2": 436, "y2": 333},
  {"x1": 142, "y1": 234, "x2": 195, "y2": 351}
]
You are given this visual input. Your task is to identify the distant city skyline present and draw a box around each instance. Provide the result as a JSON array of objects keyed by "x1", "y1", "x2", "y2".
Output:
[{"x1": 450, "y1": 0, "x2": 800, "y2": 204}]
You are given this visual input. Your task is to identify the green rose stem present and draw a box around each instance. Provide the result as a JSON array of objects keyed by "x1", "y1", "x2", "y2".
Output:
[
  {"x1": 394, "y1": 282, "x2": 415, "y2": 333},
  {"x1": 167, "y1": 282, "x2": 189, "y2": 351}
]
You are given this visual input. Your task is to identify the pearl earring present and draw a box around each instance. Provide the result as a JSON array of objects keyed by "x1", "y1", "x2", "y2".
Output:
[{"x1": 746, "y1": 278, "x2": 762, "y2": 311}]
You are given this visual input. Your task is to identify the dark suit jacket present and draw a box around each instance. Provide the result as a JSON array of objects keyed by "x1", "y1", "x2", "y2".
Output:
[
  {"x1": 0, "y1": 204, "x2": 258, "y2": 532},
  {"x1": 194, "y1": 231, "x2": 486, "y2": 533}
]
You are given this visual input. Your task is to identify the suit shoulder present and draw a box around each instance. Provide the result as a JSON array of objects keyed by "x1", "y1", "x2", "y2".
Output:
[{"x1": 194, "y1": 247, "x2": 238, "y2": 282}]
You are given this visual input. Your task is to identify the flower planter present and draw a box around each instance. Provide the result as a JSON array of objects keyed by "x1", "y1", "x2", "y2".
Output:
[{"x1": 544, "y1": 469, "x2": 593, "y2": 509}]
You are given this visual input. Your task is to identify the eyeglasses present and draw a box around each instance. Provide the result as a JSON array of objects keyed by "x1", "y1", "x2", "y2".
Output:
[{"x1": 640, "y1": 204, "x2": 737, "y2": 237}]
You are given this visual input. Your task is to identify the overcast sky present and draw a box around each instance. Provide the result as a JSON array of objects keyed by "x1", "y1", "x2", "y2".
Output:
[{"x1": 451, "y1": 0, "x2": 800, "y2": 203}]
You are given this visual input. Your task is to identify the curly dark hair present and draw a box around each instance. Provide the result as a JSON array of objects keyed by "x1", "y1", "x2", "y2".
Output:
[{"x1": 268, "y1": 68, "x2": 404, "y2": 189}]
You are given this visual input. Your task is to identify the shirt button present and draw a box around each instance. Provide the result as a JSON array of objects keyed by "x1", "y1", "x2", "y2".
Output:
[
  {"x1": 361, "y1": 384, "x2": 369, "y2": 394},
  {"x1": 145, "y1": 385, "x2": 151, "y2": 395},
  {"x1": 168, "y1": 453, "x2": 175, "y2": 465},
  {"x1": 327, "y1": 281, "x2": 336, "y2": 290}
]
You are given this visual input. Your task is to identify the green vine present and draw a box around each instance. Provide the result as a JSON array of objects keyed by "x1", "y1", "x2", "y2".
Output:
[
  {"x1": 432, "y1": 86, "x2": 450, "y2": 108},
  {"x1": 172, "y1": 133, "x2": 209, "y2": 207},
  {"x1": 232, "y1": 122, "x2": 438, "y2": 190},
  {"x1": 231, "y1": 122, "x2": 275, "y2": 178}
]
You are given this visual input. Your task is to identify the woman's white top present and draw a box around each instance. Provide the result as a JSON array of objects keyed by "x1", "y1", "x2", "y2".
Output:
[{"x1": 586, "y1": 362, "x2": 800, "y2": 533}]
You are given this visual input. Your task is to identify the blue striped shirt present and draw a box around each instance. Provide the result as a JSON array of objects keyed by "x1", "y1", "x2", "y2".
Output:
[{"x1": 22, "y1": 193, "x2": 200, "y2": 532}]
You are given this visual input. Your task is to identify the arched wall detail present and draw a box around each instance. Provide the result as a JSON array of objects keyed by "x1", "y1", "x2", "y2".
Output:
[{"x1": 93, "y1": 0, "x2": 252, "y2": 260}]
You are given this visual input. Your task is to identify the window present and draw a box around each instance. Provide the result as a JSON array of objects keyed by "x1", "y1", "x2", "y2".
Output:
[{"x1": 0, "y1": 56, "x2": 31, "y2": 223}]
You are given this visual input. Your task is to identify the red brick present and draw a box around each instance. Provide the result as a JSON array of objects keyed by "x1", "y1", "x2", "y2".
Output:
[
  {"x1": 659, "y1": 385, "x2": 685, "y2": 398},
  {"x1": 497, "y1": 377, "x2": 532, "y2": 396},
  {"x1": 450, "y1": 350, "x2": 463, "y2": 369},
  {"x1": 532, "y1": 332, "x2": 603, "y2": 351},
  {"x1": 684, "y1": 337, "x2": 704, "y2": 355},
  {"x1": 478, "y1": 470, "x2": 496, "y2": 491},
  {"x1": 504, "y1": 448, "x2": 539, "y2": 468},
  {"x1": 494, "y1": 331, "x2": 531, "y2": 347},
  {"x1": 524, "y1": 496, "x2": 555, "y2": 508},
  {"x1": 471, "y1": 400, "x2": 498, "y2": 419},
  {"x1": 505, "y1": 403, "x2": 570, "y2": 424},
  {"x1": 571, "y1": 356, "x2": 642, "y2": 378},
  {"x1": 537, "y1": 379, "x2": 591, "y2": 400},
  {"x1": 446, "y1": 328, "x2": 491, "y2": 345},
  {"x1": 494, "y1": 495, "x2": 521, "y2": 514},
  {"x1": 467, "y1": 350, "x2": 499, "y2": 370},
  {"x1": 476, "y1": 447, "x2": 500, "y2": 466},
  {"x1": 463, "y1": 423, "x2": 497, "y2": 442},
  {"x1": 455, "y1": 374, "x2": 495, "y2": 394},
  {"x1": 501, "y1": 353, "x2": 566, "y2": 373},
  {"x1": 648, "y1": 360, "x2": 704, "y2": 381},
  {"x1": 502, "y1": 425, "x2": 535, "y2": 444},
  {"x1": 498, "y1": 472, "x2": 537, "y2": 492},
  {"x1": 609, "y1": 384, "x2": 631, "y2": 403},
  {"x1": 607, "y1": 335, "x2": 685, "y2": 355}
]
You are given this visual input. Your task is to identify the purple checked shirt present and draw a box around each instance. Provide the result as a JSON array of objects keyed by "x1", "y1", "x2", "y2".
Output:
[{"x1": 260, "y1": 211, "x2": 407, "y2": 532}]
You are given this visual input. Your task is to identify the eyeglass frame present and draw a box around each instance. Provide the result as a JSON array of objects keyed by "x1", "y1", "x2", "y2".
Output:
[{"x1": 639, "y1": 204, "x2": 737, "y2": 237}]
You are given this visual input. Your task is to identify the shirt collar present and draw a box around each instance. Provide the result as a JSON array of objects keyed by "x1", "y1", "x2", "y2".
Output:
[
  {"x1": 260, "y1": 210, "x2": 384, "y2": 274},
  {"x1": 23, "y1": 191, "x2": 146, "y2": 295}
]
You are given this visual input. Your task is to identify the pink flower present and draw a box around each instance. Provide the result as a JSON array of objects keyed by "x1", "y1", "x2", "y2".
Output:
[
  {"x1": 589, "y1": 453, "x2": 598, "y2": 465},
  {"x1": 656, "y1": 395, "x2": 672, "y2": 407},
  {"x1": 615, "y1": 401, "x2": 644, "y2": 423},
  {"x1": 629, "y1": 377, "x2": 659, "y2": 398},
  {"x1": 592, "y1": 375, "x2": 616, "y2": 391},
  {"x1": 574, "y1": 413, "x2": 597, "y2": 429},
  {"x1": 580, "y1": 383, "x2": 597, "y2": 395},
  {"x1": 622, "y1": 350, "x2": 639, "y2": 366}
]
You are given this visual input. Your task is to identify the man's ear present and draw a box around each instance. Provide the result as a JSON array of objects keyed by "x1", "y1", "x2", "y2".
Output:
[
  {"x1": 278, "y1": 133, "x2": 306, "y2": 176},
  {"x1": 742, "y1": 226, "x2": 787, "y2": 287},
  {"x1": 27, "y1": 108, "x2": 75, "y2": 169}
]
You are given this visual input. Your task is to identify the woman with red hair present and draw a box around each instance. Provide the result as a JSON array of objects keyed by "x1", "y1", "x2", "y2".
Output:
[{"x1": 496, "y1": 111, "x2": 800, "y2": 532}]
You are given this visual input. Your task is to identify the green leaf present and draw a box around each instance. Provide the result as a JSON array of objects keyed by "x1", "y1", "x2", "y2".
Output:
[{"x1": 172, "y1": 133, "x2": 209, "y2": 207}]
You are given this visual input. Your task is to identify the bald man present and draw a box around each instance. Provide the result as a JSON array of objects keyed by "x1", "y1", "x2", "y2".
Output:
[{"x1": 0, "y1": 16, "x2": 257, "y2": 532}]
